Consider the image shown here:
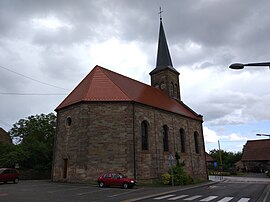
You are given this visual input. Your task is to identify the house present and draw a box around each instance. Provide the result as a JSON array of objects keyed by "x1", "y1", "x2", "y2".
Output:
[
  {"x1": 0, "y1": 128, "x2": 12, "y2": 145},
  {"x1": 241, "y1": 139, "x2": 270, "y2": 172},
  {"x1": 52, "y1": 17, "x2": 208, "y2": 182},
  {"x1": 205, "y1": 152, "x2": 215, "y2": 165}
]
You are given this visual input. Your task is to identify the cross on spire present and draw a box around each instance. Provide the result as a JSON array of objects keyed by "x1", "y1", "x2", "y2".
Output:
[{"x1": 158, "y1": 7, "x2": 163, "y2": 21}]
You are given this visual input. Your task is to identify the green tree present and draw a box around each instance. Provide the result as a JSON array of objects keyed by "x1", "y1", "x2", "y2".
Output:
[
  {"x1": 209, "y1": 149, "x2": 242, "y2": 171},
  {"x1": 4, "y1": 113, "x2": 56, "y2": 170}
]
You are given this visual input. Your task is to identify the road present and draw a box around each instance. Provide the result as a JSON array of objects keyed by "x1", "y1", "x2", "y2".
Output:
[
  {"x1": 137, "y1": 182, "x2": 268, "y2": 202},
  {"x1": 0, "y1": 176, "x2": 269, "y2": 202}
]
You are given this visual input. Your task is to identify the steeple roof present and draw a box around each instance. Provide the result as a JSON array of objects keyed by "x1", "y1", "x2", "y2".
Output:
[
  {"x1": 150, "y1": 18, "x2": 179, "y2": 75},
  {"x1": 56, "y1": 65, "x2": 202, "y2": 121}
]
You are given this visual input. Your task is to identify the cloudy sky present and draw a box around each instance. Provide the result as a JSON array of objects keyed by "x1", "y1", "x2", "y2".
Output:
[{"x1": 1, "y1": 0, "x2": 270, "y2": 152}]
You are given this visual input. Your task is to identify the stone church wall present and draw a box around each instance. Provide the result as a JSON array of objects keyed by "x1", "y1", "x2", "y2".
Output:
[
  {"x1": 134, "y1": 103, "x2": 207, "y2": 181},
  {"x1": 52, "y1": 102, "x2": 135, "y2": 182},
  {"x1": 52, "y1": 102, "x2": 207, "y2": 182}
]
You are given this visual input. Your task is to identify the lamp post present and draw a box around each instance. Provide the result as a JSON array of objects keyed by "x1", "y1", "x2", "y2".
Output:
[
  {"x1": 256, "y1": 133, "x2": 270, "y2": 139},
  {"x1": 229, "y1": 62, "x2": 270, "y2": 70}
]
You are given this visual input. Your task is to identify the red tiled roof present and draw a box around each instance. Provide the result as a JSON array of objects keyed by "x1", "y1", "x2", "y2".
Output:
[
  {"x1": 56, "y1": 65, "x2": 202, "y2": 121},
  {"x1": 241, "y1": 139, "x2": 270, "y2": 161},
  {"x1": 205, "y1": 152, "x2": 215, "y2": 162}
]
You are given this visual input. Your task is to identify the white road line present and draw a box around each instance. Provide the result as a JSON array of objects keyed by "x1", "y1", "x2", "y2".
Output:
[
  {"x1": 168, "y1": 195, "x2": 189, "y2": 200},
  {"x1": 47, "y1": 186, "x2": 90, "y2": 193},
  {"x1": 108, "y1": 188, "x2": 144, "y2": 197},
  {"x1": 77, "y1": 189, "x2": 108, "y2": 196},
  {"x1": 184, "y1": 195, "x2": 202, "y2": 200},
  {"x1": 154, "y1": 194, "x2": 176, "y2": 200},
  {"x1": 237, "y1": 198, "x2": 250, "y2": 202},
  {"x1": 200, "y1": 196, "x2": 218, "y2": 201},
  {"x1": 217, "y1": 197, "x2": 234, "y2": 202}
]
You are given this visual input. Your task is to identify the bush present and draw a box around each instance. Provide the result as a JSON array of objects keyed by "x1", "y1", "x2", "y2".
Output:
[
  {"x1": 161, "y1": 172, "x2": 171, "y2": 185},
  {"x1": 161, "y1": 152, "x2": 193, "y2": 186}
]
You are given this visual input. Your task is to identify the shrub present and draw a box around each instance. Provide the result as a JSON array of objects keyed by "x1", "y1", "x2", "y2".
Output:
[{"x1": 161, "y1": 172, "x2": 171, "y2": 185}]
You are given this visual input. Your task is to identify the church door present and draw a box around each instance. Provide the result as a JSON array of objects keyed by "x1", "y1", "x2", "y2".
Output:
[{"x1": 63, "y1": 159, "x2": 68, "y2": 178}]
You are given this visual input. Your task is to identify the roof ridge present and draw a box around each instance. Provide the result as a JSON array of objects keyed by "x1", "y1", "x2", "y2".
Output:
[
  {"x1": 99, "y1": 65, "x2": 151, "y2": 87},
  {"x1": 98, "y1": 66, "x2": 132, "y2": 100}
]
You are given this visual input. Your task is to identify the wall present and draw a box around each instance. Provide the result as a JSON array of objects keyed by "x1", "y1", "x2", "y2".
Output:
[{"x1": 52, "y1": 101, "x2": 207, "y2": 182}]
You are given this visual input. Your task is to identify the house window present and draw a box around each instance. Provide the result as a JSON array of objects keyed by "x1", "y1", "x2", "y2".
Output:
[
  {"x1": 194, "y1": 131, "x2": 199, "y2": 154},
  {"x1": 141, "y1": 121, "x2": 148, "y2": 150},
  {"x1": 163, "y1": 125, "x2": 169, "y2": 152},
  {"x1": 180, "y1": 128, "x2": 185, "y2": 153}
]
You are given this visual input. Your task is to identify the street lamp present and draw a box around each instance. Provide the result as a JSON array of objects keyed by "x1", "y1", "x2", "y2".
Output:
[
  {"x1": 256, "y1": 133, "x2": 270, "y2": 139},
  {"x1": 229, "y1": 62, "x2": 270, "y2": 70}
]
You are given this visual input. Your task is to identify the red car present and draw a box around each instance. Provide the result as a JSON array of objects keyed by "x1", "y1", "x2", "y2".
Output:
[
  {"x1": 0, "y1": 168, "x2": 19, "y2": 184},
  {"x1": 97, "y1": 172, "x2": 136, "y2": 189}
]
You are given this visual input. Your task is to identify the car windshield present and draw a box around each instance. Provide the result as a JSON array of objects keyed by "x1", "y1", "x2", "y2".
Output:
[{"x1": 0, "y1": 168, "x2": 5, "y2": 174}]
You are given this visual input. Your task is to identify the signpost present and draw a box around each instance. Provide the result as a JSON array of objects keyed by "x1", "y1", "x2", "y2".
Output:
[{"x1": 168, "y1": 154, "x2": 174, "y2": 186}]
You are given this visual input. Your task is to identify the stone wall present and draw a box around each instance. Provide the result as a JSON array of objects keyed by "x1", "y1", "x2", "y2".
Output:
[
  {"x1": 134, "y1": 103, "x2": 207, "y2": 181},
  {"x1": 52, "y1": 101, "x2": 207, "y2": 182}
]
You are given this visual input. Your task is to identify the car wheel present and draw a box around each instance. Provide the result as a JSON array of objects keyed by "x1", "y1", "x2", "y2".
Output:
[
  {"x1": 98, "y1": 181, "x2": 105, "y2": 188},
  {"x1": 123, "y1": 182, "x2": 129, "y2": 189},
  {"x1": 13, "y1": 178, "x2": 19, "y2": 184}
]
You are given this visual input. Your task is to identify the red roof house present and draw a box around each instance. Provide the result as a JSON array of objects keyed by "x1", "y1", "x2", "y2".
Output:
[{"x1": 241, "y1": 139, "x2": 270, "y2": 172}]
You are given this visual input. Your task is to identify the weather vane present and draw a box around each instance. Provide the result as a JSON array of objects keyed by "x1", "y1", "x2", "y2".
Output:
[{"x1": 158, "y1": 7, "x2": 163, "y2": 21}]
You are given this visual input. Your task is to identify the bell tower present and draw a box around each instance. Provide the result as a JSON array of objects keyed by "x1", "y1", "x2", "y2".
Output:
[{"x1": 150, "y1": 13, "x2": 181, "y2": 100}]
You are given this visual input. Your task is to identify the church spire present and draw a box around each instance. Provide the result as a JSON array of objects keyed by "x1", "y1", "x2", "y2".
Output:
[
  {"x1": 149, "y1": 10, "x2": 181, "y2": 100},
  {"x1": 150, "y1": 11, "x2": 179, "y2": 75}
]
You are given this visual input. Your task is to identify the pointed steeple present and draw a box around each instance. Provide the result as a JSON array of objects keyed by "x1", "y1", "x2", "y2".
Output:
[
  {"x1": 150, "y1": 17, "x2": 179, "y2": 75},
  {"x1": 149, "y1": 13, "x2": 181, "y2": 100}
]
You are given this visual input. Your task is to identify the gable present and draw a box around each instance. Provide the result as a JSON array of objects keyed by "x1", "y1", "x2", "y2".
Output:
[{"x1": 56, "y1": 65, "x2": 202, "y2": 121}]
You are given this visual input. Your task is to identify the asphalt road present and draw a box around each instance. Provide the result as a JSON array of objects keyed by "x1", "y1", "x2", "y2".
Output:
[
  {"x1": 0, "y1": 177, "x2": 269, "y2": 202},
  {"x1": 139, "y1": 182, "x2": 268, "y2": 202}
]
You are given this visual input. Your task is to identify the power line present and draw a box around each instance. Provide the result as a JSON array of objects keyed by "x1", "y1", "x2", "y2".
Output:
[{"x1": 0, "y1": 65, "x2": 69, "y2": 91}]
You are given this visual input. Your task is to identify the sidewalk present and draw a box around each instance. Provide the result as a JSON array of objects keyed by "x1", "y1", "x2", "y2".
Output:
[{"x1": 209, "y1": 174, "x2": 270, "y2": 183}]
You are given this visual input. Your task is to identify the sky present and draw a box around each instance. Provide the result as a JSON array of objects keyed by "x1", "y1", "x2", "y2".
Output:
[{"x1": 1, "y1": 0, "x2": 270, "y2": 152}]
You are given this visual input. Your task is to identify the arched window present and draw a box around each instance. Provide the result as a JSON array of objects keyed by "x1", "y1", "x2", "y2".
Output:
[
  {"x1": 160, "y1": 82, "x2": 166, "y2": 90},
  {"x1": 194, "y1": 131, "x2": 199, "y2": 154},
  {"x1": 174, "y1": 84, "x2": 178, "y2": 98},
  {"x1": 170, "y1": 82, "x2": 174, "y2": 96},
  {"x1": 141, "y1": 121, "x2": 148, "y2": 150},
  {"x1": 163, "y1": 125, "x2": 169, "y2": 152},
  {"x1": 180, "y1": 128, "x2": 185, "y2": 153}
]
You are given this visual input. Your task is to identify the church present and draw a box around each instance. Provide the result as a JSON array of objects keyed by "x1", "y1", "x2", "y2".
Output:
[{"x1": 52, "y1": 17, "x2": 208, "y2": 182}]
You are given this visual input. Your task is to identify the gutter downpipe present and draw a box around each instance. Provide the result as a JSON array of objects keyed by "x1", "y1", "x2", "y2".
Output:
[{"x1": 132, "y1": 102, "x2": 136, "y2": 179}]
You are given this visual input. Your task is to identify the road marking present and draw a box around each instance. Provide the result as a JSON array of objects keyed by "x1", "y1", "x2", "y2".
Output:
[
  {"x1": 154, "y1": 194, "x2": 176, "y2": 200},
  {"x1": 0, "y1": 193, "x2": 8, "y2": 196},
  {"x1": 77, "y1": 189, "x2": 108, "y2": 195},
  {"x1": 108, "y1": 188, "x2": 144, "y2": 197},
  {"x1": 237, "y1": 198, "x2": 250, "y2": 202},
  {"x1": 168, "y1": 195, "x2": 188, "y2": 200},
  {"x1": 200, "y1": 196, "x2": 218, "y2": 201},
  {"x1": 184, "y1": 195, "x2": 202, "y2": 200},
  {"x1": 217, "y1": 197, "x2": 234, "y2": 202},
  {"x1": 47, "y1": 186, "x2": 90, "y2": 193}
]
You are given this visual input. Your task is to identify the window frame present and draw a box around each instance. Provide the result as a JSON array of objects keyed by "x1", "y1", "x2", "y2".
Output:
[
  {"x1": 141, "y1": 121, "x2": 149, "y2": 150},
  {"x1": 163, "y1": 125, "x2": 169, "y2": 152}
]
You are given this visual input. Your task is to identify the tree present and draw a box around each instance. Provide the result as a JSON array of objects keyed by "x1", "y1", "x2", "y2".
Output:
[
  {"x1": 209, "y1": 149, "x2": 242, "y2": 171},
  {"x1": 1, "y1": 113, "x2": 57, "y2": 170},
  {"x1": 9, "y1": 113, "x2": 56, "y2": 146}
]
